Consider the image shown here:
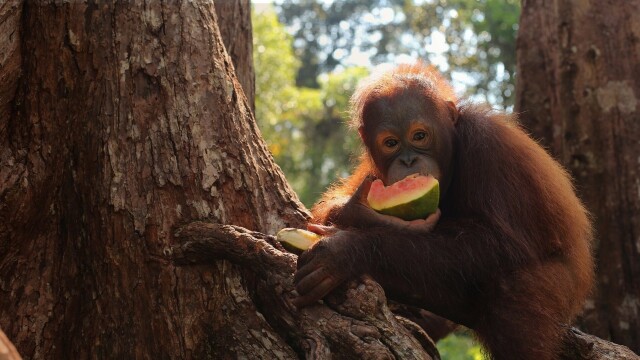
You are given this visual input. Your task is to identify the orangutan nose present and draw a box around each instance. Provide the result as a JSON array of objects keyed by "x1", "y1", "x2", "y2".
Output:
[{"x1": 400, "y1": 153, "x2": 417, "y2": 167}]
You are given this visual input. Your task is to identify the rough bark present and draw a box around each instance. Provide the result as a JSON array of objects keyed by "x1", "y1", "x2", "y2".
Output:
[
  {"x1": 516, "y1": 0, "x2": 640, "y2": 352},
  {"x1": 0, "y1": 1, "x2": 306, "y2": 358},
  {"x1": 0, "y1": 0, "x2": 21, "y2": 140},
  {"x1": 214, "y1": 0, "x2": 255, "y2": 111},
  {"x1": 560, "y1": 328, "x2": 639, "y2": 360}
]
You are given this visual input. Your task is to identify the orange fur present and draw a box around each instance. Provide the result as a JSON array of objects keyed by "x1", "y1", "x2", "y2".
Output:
[{"x1": 310, "y1": 64, "x2": 594, "y2": 360}]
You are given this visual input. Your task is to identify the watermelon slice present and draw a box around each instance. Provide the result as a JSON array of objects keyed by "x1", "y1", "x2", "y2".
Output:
[
  {"x1": 367, "y1": 174, "x2": 440, "y2": 221},
  {"x1": 276, "y1": 228, "x2": 321, "y2": 252}
]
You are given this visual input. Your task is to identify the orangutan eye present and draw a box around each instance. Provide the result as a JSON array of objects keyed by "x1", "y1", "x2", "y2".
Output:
[
  {"x1": 384, "y1": 138, "x2": 399, "y2": 148},
  {"x1": 413, "y1": 131, "x2": 427, "y2": 141}
]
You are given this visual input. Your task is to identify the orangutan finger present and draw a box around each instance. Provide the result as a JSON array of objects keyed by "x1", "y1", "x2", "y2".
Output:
[
  {"x1": 295, "y1": 267, "x2": 330, "y2": 295},
  {"x1": 293, "y1": 277, "x2": 337, "y2": 308}
]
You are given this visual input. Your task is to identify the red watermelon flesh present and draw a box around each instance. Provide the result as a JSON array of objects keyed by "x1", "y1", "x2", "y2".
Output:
[{"x1": 367, "y1": 174, "x2": 440, "y2": 221}]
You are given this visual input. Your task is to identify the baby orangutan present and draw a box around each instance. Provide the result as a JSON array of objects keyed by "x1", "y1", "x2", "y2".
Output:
[{"x1": 294, "y1": 63, "x2": 594, "y2": 360}]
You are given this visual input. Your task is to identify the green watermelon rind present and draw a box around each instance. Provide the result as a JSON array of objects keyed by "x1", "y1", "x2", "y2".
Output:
[
  {"x1": 376, "y1": 182, "x2": 440, "y2": 220},
  {"x1": 276, "y1": 228, "x2": 321, "y2": 251}
]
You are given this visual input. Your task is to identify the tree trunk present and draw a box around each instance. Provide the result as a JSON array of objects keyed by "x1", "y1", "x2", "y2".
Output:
[
  {"x1": 0, "y1": 1, "x2": 306, "y2": 358},
  {"x1": 516, "y1": 0, "x2": 640, "y2": 352},
  {"x1": 214, "y1": 0, "x2": 255, "y2": 112}
]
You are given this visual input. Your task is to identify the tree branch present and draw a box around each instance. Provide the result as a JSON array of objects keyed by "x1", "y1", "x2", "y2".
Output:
[
  {"x1": 560, "y1": 327, "x2": 640, "y2": 359},
  {"x1": 170, "y1": 222, "x2": 438, "y2": 360},
  {"x1": 171, "y1": 223, "x2": 295, "y2": 277}
]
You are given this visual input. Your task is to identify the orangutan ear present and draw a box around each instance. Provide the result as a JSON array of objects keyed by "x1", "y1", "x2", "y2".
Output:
[
  {"x1": 446, "y1": 101, "x2": 459, "y2": 125},
  {"x1": 358, "y1": 126, "x2": 367, "y2": 143}
]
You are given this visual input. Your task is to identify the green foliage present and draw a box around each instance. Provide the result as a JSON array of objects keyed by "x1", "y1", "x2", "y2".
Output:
[
  {"x1": 253, "y1": 7, "x2": 368, "y2": 207},
  {"x1": 296, "y1": 66, "x2": 369, "y2": 206},
  {"x1": 436, "y1": 331, "x2": 487, "y2": 360},
  {"x1": 275, "y1": 0, "x2": 520, "y2": 107},
  {"x1": 252, "y1": 8, "x2": 307, "y2": 131},
  {"x1": 276, "y1": 0, "x2": 410, "y2": 88},
  {"x1": 404, "y1": 0, "x2": 520, "y2": 107}
]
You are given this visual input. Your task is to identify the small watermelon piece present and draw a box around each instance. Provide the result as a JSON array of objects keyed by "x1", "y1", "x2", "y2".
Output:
[
  {"x1": 276, "y1": 228, "x2": 321, "y2": 252},
  {"x1": 367, "y1": 174, "x2": 440, "y2": 221}
]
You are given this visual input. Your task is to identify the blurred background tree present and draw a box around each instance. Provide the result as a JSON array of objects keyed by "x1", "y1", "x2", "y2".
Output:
[{"x1": 252, "y1": 1, "x2": 519, "y2": 358}]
